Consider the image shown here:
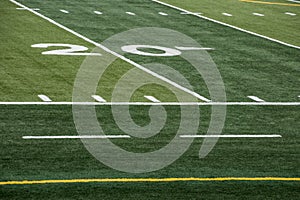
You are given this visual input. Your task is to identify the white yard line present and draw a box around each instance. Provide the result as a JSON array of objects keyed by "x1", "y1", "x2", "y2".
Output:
[
  {"x1": 16, "y1": 7, "x2": 39, "y2": 10},
  {"x1": 152, "y1": 0, "x2": 300, "y2": 50},
  {"x1": 23, "y1": 135, "x2": 130, "y2": 139},
  {"x1": 175, "y1": 46, "x2": 214, "y2": 51},
  {"x1": 1, "y1": 102, "x2": 300, "y2": 106},
  {"x1": 180, "y1": 135, "x2": 282, "y2": 138},
  {"x1": 222, "y1": 13, "x2": 232, "y2": 17},
  {"x1": 285, "y1": 12, "x2": 296, "y2": 16},
  {"x1": 180, "y1": 12, "x2": 202, "y2": 15},
  {"x1": 38, "y1": 95, "x2": 52, "y2": 102},
  {"x1": 60, "y1": 9, "x2": 69, "y2": 14},
  {"x1": 126, "y1": 11, "x2": 136, "y2": 16},
  {"x1": 158, "y1": 12, "x2": 168, "y2": 16},
  {"x1": 144, "y1": 95, "x2": 161, "y2": 102},
  {"x1": 253, "y1": 12, "x2": 264, "y2": 17},
  {"x1": 94, "y1": 11, "x2": 103, "y2": 15},
  {"x1": 91, "y1": 95, "x2": 106, "y2": 102},
  {"x1": 9, "y1": 0, "x2": 210, "y2": 103},
  {"x1": 287, "y1": 0, "x2": 300, "y2": 3},
  {"x1": 247, "y1": 96, "x2": 265, "y2": 102}
]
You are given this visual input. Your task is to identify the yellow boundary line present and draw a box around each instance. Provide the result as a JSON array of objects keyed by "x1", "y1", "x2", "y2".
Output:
[
  {"x1": 1, "y1": 177, "x2": 300, "y2": 185},
  {"x1": 240, "y1": 0, "x2": 300, "y2": 6}
]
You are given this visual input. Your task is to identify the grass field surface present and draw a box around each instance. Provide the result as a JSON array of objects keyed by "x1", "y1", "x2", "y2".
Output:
[
  {"x1": 162, "y1": 0, "x2": 300, "y2": 46},
  {"x1": 0, "y1": 0, "x2": 299, "y2": 199}
]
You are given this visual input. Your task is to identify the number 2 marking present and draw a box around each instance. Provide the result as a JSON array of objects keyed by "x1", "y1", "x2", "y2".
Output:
[{"x1": 31, "y1": 43, "x2": 102, "y2": 56}]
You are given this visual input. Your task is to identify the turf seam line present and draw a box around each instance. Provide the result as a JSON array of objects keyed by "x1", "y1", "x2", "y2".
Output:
[
  {"x1": 9, "y1": 0, "x2": 210, "y2": 103},
  {"x1": 1, "y1": 177, "x2": 299, "y2": 185},
  {"x1": 152, "y1": 0, "x2": 300, "y2": 49}
]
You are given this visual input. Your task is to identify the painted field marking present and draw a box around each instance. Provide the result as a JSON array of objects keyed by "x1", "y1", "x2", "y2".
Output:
[
  {"x1": 60, "y1": 9, "x2": 69, "y2": 14},
  {"x1": 126, "y1": 11, "x2": 136, "y2": 16},
  {"x1": 253, "y1": 12, "x2": 264, "y2": 16},
  {"x1": 180, "y1": 135, "x2": 282, "y2": 138},
  {"x1": 288, "y1": 0, "x2": 300, "y2": 3},
  {"x1": 38, "y1": 95, "x2": 52, "y2": 102},
  {"x1": 91, "y1": 95, "x2": 106, "y2": 103},
  {"x1": 159, "y1": 12, "x2": 168, "y2": 16},
  {"x1": 9, "y1": 0, "x2": 210, "y2": 103},
  {"x1": 22, "y1": 135, "x2": 130, "y2": 139},
  {"x1": 222, "y1": 13, "x2": 233, "y2": 17},
  {"x1": 247, "y1": 96, "x2": 265, "y2": 102},
  {"x1": 151, "y1": 0, "x2": 300, "y2": 49},
  {"x1": 180, "y1": 12, "x2": 202, "y2": 15},
  {"x1": 144, "y1": 95, "x2": 161, "y2": 103},
  {"x1": 32, "y1": 43, "x2": 102, "y2": 56},
  {"x1": 16, "y1": 7, "x2": 39, "y2": 10},
  {"x1": 1, "y1": 177, "x2": 299, "y2": 185},
  {"x1": 1, "y1": 102, "x2": 300, "y2": 106},
  {"x1": 175, "y1": 46, "x2": 214, "y2": 51},
  {"x1": 94, "y1": 11, "x2": 102, "y2": 15},
  {"x1": 285, "y1": 12, "x2": 297, "y2": 16},
  {"x1": 240, "y1": 0, "x2": 300, "y2": 7}
]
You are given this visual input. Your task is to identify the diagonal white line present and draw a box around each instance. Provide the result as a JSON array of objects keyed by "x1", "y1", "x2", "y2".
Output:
[
  {"x1": 152, "y1": 0, "x2": 300, "y2": 50},
  {"x1": 10, "y1": 0, "x2": 210, "y2": 102},
  {"x1": 144, "y1": 95, "x2": 161, "y2": 102},
  {"x1": 247, "y1": 96, "x2": 265, "y2": 102},
  {"x1": 91, "y1": 95, "x2": 107, "y2": 102},
  {"x1": 38, "y1": 95, "x2": 52, "y2": 102}
]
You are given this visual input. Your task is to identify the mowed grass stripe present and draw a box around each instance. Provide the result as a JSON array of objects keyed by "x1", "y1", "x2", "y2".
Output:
[{"x1": 1, "y1": 177, "x2": 300, "y2": 185}]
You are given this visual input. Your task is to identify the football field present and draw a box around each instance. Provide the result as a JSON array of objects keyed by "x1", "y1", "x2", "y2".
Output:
[{"x1": 0, "y1": 0, "x2": 299, "y2": 199}]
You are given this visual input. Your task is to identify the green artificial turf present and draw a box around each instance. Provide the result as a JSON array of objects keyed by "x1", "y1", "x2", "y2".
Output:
[
  {"x1": 1, "y1": 0, "x2": 299, "y2": 199},
  {"x1": 0, "y1": 105, "x2": 299, "y2": 199},
  {"x1": 161, "y1": 0, "x2": 300, "y2": 46}
]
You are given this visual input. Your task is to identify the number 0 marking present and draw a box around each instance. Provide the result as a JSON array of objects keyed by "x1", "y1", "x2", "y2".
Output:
[
  {"x1": 121, "y1": 45, "x2": 214, "y2": 57},
  {"x1": 121, "y1": 45, "x2": 181, "y2": 57},
  {"x1": 31, "y1": 43, "x2": 102, "y2": 56}
]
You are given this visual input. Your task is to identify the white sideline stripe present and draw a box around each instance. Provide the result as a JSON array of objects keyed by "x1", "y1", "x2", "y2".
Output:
[
  {"x1": 247, "y1": 96, "x2": 265, "y2": 102},
  {"x1": 180, "y1": 135, "x2": 282, "y2": 138},
  {"x1": 288, "y1": 0, "x2": 300, "y2": 3},
  {"x1": 23, "y1": 135, "x2": 130, "y2": 139},
  {"x1": 16, "y1": 7, "x2": 39, "y2": 10},
  {"x1": 152, "y1": 0, "x2": 300, "y2": 50},
  {"x1": 222, "y1": 13, "x2": 232, "y2": 17},
  {"x1": 9, "y1": 0, "x2": 210, "y2": 103},
  {"x1": 94, "y1": 11, "x2": 102, "y2": 15},
  {"x1": 126, "y1": 11, "x2": 136, "y2": 16},
  {"x1": 38, "y1": 95, "x2": 52, "y2": 102},
  {"x1": 159, "y1": 12, "x2": 168, "y2": 16},
  {"x1": 285, "y1": 12, "x2": 296, "y2": 16},
  {"x1": 1, "y1": 102, "x2": 300, "y2": 106},
  {"x1": 91, "y1": 95, "x2": 106, "y2": 103},
  {"x1": 60, "y1": 9, "x2": 69, "y2": 14},
  {"x1": 253, "y1": 13, "x2": 264, "y2": 17},
  {"x1": 175, "y1": 46, "x2": 214, "y2": 51},
  {"x1": 144, "y1": 95, "x2": 161, "y2": 103}
]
